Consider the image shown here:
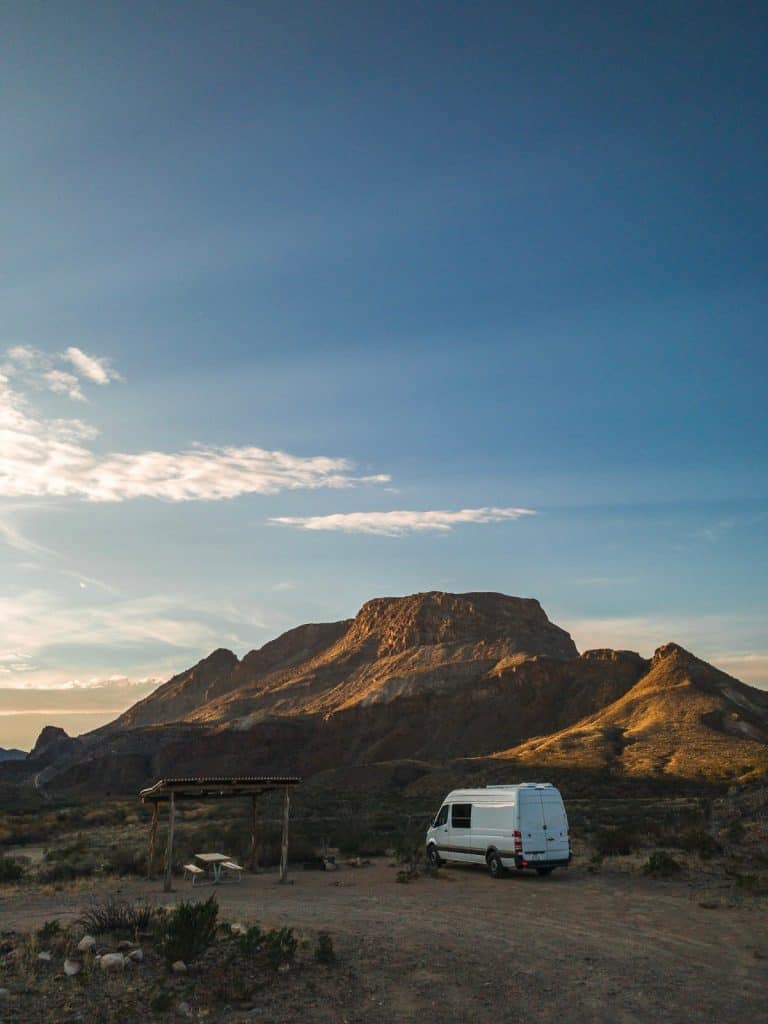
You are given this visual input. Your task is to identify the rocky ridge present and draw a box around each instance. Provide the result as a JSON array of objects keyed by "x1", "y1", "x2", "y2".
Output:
[{"x1": 6, "y1": 592, "x2": 768, "y2": 794}]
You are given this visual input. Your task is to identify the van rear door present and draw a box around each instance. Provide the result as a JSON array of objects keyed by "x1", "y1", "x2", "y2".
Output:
[
  {"x1": 518, "y1": 789, "x2": 548, "y2": 862},
  {"x1": 540, "y1": 791, "x2": 570, "y2": 861}
]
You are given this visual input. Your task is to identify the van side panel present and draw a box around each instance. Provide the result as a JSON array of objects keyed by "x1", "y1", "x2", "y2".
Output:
[{"x1": 471, "y1": 803, "x2": 516, "y2": 863}]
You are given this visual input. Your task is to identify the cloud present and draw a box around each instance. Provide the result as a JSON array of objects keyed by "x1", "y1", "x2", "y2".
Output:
[
  {"x1": 63, "y1": 346, "x2": 121, "y2": 385},
  {"x1": 0, "y1": 676, "x2": 160, "y2": 714},
  {"x1": 271, "y1": 507, "x2": 536, "y2": 536},
  {"x1": 0, "y1": 376, "x2": 389, "y2": 502},
  {"x1": 3, "y1": 344, "x2": 117, "y2": 402},
  {"x1": 42, "y1": 370, "x2": 85, "y2": 401}
]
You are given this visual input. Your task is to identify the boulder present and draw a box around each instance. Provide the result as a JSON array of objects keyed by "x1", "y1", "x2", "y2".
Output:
[
  {"x1": 77, "y1": 935, "x2": 96, "y2": 953},
  {"x1": 99, "y1": 953, "x2": 125, "y2": 971}
]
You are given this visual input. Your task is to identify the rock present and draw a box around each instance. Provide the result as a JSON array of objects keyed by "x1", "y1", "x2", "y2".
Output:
[
  {"x1": 277, "y1": 962, "x2": 290, "y2": 973},
  {"x1": 117, "y1": 940, "x2": 135, "y2": 951},
  {"x1": 0, "y1": 988, "x2": 10, "y2": 1000},
  {"x1": 99, "y1": 953, "x2": 125, "y2": 971},
  {"x1": 172, "y1": 960, "x2": 187, "y2": 974},
  {"x1": 128, "y1": 948, "x2": 144, "y2": 962},
  {"x1": 64, "y1": 959, "x2": 81, "y2": 976},
  {"x1": 77, "y1": 935, "x2": 96, "y2": 953},
  {"x1": 177, "y1": 1001, "x2": 193, "y2": 1018},
  {"x1": 323, "y1": 859, "x2": 338, "y2": 871},
  {"x1": 230, "y1": 923, "x2": 247, "y2": 935},
  {"x1": 37, "y1": 951, "x2": 52, "y2": 962}
]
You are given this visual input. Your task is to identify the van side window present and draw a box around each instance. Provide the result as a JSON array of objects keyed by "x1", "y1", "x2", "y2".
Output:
[
  {"x1": 451, "y1": 804, "x2": 472, "y2": 829},
  {"x1": 434, "y1": 805, "x2": 449, "y2": 827}
]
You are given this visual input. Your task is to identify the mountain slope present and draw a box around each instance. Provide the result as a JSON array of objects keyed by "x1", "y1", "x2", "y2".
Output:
[
  {"x1": 183, "y1": 592, "x2": 579, "y2": 726},
  {"x1": 497, "y1": 643, "x2": 768, "y2": 778},
  {"x1": 6, "y1": 592, "x2": 767, "y2": 796}
]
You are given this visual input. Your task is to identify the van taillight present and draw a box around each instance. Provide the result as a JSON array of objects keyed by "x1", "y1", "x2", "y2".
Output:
[{"x1": 513, "y1": 830, "x2": 522, "y2": 852}]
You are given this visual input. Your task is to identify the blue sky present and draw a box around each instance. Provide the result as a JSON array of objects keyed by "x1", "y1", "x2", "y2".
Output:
[{"x1": 1, "y1": 1, "x2": 766, "y2": 748}]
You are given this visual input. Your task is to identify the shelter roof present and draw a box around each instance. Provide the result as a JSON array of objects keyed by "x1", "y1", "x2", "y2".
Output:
[{"x1": 139, "y1": 776, "x2": 301, "y2": 802}]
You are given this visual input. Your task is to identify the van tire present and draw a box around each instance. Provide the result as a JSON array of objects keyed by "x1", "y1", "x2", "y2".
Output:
[
  {"x1": 536, "y1": 867, "x2": 554, "y2": 876},
  {"x1": 487, "y1": 852, "x2": 505, "y2": 878},
  {"x1": 427, "y1": 845, "x2": 442, "y2": 868}
]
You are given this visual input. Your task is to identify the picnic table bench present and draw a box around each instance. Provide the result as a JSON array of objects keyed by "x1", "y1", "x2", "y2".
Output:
[{"x1": 186, "y1": 852, "x2": 244, "y2": 885}]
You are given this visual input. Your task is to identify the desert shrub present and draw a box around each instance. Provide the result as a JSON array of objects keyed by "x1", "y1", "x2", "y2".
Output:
[
  {"x1": 726, "y1": 819, "x2": 746, "y2": 843},
  {"x1": 43, "y1": 839, "x2": 89, "y2": 862},
  {"x1": 149, "y1": 988, "x2": 175, "y2": 1013},
  {"x1": 678, "y1": 829, "x2": 721, "y2": 860},
  {"x1": 158, "y1": 895, "x2": 218, "y2": 966},
  {"x1": 594, "y1": 826, "x2": 636, "y2": 856},
  {"x1": 643, "y1": 851, "x2": 681, "y2": 877},
  {"x1": 103, "y1": 845, "x2": 147, "y2": 876},
  {"x1": 262, "y1": 926, "x2": 297, "y2": 969},
  {"x1": 732, "y1": 872, "x2": 768, "y2": 895},
  {"x1": 314, "y1": 931, "x2": 335, "y2": 964},
  {"x1": 236, "y1": 924, "x2": 263, "y2": 957},
  {"x1": 78, "y1": 896, "x2": 156, "y2": 936},
  {"x1": 37, "y1": 919, "x2": 61, "y2": 942},
  {"x1": 0, "y1": 856, "x2": 24, "y2": 882},
  {"x1": 38, "y1": 857, "x2": 97, "y2": 882}
]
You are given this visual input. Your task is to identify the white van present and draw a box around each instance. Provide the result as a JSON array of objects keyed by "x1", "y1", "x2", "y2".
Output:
[{"x1": 425, "y1": 783, "x2": 571, "y2": 878}]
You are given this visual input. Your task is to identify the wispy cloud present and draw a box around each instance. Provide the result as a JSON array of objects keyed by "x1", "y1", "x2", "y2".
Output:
[
  {"x1": 63, "y1": 346, "x2": 122, "y2": 385},
  {"x1": 0, "y1": 676, "x2": 160, "y2": 714},
  {"x1": 271, "y1": 507, "x2": 536, "y2": 536},
  {"x1": 0, "y1": 373, "x2": 389, "y2": 502},
  {"x1": 3, "y1": 344, "x2": 119, "y2": 401},
  {"x1": 42, "y1": 369, "x2": 85, "y2": 401}
]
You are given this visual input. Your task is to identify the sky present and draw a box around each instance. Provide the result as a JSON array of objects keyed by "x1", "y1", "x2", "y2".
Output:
[{"x1": 1, "y1": 1, "x2": 766, "y2": 750}]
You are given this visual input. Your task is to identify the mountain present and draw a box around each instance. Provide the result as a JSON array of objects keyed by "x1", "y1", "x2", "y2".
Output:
[
  {"x1": 0, "y1": 748, "x2": 26, "y2": 763},
  {"x1": 5, "y1": 592, "x2": 768, "y2": 795},
  {"x1": 496, "y1": 643, "x2": 768, "y2": 777}
]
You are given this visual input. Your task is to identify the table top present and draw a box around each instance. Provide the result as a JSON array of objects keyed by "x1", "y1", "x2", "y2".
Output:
[{"x1": 195, "y1": 852, "x2": 229, "y2": 863}]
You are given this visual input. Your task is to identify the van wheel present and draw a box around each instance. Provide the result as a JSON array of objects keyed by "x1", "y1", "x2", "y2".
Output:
[
  {"x1": 487, "y1": 852, "x2": 505, "y2": 878},
  {"x1": 427, "y1": 845, "x2": 441, "y2": 868},
  {"x1": 536, "y1": 867, "x2": 554, "y2": 876}
]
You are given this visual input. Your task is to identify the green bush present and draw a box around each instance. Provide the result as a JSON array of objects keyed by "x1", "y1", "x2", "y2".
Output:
[
  {"x1": 0, "y1": 856, "x2": 24, "y2": 882},
  {"x1": 262, "y1": 926, "x2": 297, "y2": 969},
  {"x1": 158, "y1": 895, "x2": 218, "y2": 966},
  {"x1": 236, "y1": 924, "x2": 263, "y2": 957},
  {"x1": 37, "y1": 919, "x2": 61, "y2": 942},
  {"x1": 643, "y1": 851, "x2": 681, "y2": 877}
]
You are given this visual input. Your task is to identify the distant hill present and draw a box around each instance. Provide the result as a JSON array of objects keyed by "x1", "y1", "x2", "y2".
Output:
[
  {"x1": 4, "y1": 592, "x2": 767, "y2": 795},
  {"x1": 495, "y1": 642, "x2": 768, "y2": 777},
  {"x1": 0, "y1": 747, "x2": 26, "y2": 763}
]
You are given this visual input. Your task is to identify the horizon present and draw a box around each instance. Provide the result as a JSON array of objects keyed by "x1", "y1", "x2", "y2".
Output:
[{"x1": 1, "y1": 2, "x2": 766, "y2": 749}]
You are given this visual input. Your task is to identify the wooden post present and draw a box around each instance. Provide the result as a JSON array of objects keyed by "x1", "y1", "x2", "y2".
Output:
[
  {"x1": 279, "y1": 788, "x2": 290, "y2": 883},
  {"x1": 249, "y1": 794, "x2": 259, "y2": 872},
  {"x1": 164, "y1": 792, "x2": 176, "y2": 893},
  {"x1": 147, "y1": 802, "x2": 158, "y2": 879}
]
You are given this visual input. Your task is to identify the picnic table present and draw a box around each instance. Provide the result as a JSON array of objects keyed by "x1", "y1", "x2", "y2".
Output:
[{"x1": 195, "y1": 852, "x2": 235, "y2": 884}]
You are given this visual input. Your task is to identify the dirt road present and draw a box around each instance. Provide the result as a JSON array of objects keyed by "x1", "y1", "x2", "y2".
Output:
[{"x1": 1, "y1": 862, "x2": 765, "y2": 1023}]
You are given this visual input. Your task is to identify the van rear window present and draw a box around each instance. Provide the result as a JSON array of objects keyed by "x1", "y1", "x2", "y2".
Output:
[{"x1": 451, "y1": 804, "x2": 472, "y2": 828}]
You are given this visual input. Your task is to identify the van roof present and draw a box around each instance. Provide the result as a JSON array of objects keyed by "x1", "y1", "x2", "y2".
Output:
[{"x1": 443, "y1": 783, "x2": 559, "y2": 801}]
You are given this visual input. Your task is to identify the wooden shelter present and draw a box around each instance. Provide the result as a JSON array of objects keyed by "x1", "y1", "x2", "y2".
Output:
[{"x1": 139, "y1": 776, "x2": 301, "y2": 892}]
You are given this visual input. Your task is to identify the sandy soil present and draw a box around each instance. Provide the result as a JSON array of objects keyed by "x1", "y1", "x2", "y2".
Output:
[{"x1": 1, "y1": 861, "x2": 766, "y2": 1024}]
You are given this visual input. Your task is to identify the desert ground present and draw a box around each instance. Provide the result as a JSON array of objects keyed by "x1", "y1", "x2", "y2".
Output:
[{"x1": 1, "y1": 855, "x2": 766, "y2": 1024}]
